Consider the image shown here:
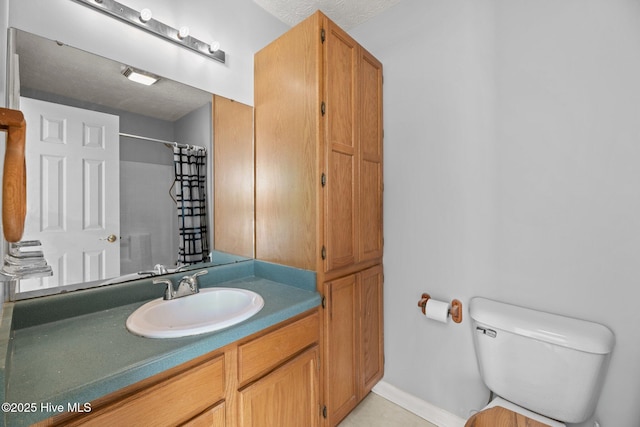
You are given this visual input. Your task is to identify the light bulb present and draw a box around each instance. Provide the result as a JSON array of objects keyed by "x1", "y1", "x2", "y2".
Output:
[
  {"x1": 178, "y1": 26, "x2": 190, "y2": 40},
  {"x1": 139, "y1": 8, "x2": 152, "y2": 23},
  {"x1": 209, "y1": 41, "x2": 221, "y2": 53}
]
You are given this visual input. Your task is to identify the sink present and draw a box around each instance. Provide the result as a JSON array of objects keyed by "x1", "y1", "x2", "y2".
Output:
[{"x1": 126, "y1": 287, "x2": 264, "y2": 338}]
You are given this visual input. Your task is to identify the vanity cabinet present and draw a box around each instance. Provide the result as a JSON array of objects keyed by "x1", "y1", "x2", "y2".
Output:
[
  {"x1": 37, "y1": 310, "x2": 320, "y2": 427},
  {"x1": 254, "y1": 10, "x2": 383, "y2": 427}
]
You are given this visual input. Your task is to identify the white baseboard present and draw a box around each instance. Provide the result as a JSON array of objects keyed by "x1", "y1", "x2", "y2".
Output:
[{"x1": 372, "y1": 381, "x2": 467, "y2": 427}]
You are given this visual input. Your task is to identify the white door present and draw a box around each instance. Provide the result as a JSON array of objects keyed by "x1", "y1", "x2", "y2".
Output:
[{"x1": 19, "y1": 97, "x2": 120, "y2": 291}]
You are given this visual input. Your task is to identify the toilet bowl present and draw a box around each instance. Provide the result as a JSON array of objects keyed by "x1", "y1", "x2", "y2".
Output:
[{"x1": 465, "y1": 397, "x2": 564, "y2": 427}]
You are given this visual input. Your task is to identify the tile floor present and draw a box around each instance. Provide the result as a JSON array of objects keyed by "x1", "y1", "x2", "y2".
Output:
[{"x1": 339, "y1": 393, "x2": 438, "y2": 427}]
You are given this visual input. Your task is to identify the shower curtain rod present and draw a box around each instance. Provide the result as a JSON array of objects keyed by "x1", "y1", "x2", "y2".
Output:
[{"x1": 119, "y1": 132, "x2": 206, "y2": 151}]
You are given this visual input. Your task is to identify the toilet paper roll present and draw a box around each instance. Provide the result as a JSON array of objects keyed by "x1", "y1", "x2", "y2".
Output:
[{"x1": 425, "y1": 299, "x2": 450, "y2": 323}]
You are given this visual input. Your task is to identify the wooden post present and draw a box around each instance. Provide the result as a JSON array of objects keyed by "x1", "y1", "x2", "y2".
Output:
[{"x1": 0, "y1": 107, "x2": 27, "y2": 242}]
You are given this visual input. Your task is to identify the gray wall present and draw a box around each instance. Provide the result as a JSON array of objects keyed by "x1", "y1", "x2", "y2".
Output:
[
  {"x1": 351, "y1": 1, "x2": 640, "y2": 426},
  {"x1": 175, "y1": 103, "x2": 212, "y2": 149}
]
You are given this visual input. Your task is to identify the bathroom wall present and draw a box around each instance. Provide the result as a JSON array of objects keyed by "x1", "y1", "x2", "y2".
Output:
[
  {"x1": 118, "y1": 110, "x2": 177, "y2": 275},
  {"x1": 352, "y1": 0, "x2": 640, "y2": 426},
  {"x1": 492, "y1": 2, "x2": 640, "y2": 425},
  {"x1": 353, "y1": 0, "x2": 496, "y2": 420}
]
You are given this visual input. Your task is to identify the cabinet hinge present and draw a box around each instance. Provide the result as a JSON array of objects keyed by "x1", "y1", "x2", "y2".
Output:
[
  {"x1": 322, "y1": 405, "x2": 327, "y2": 419},
  {"x1": 321, "y1": 245, "x2": 326, "y2": 260},
  {"x1": 321, "y1": 172, "x2": 326, "y2": 187},
  {"x1": 321, "y1": 101, "x2": 326, "y2": 116},
  {"x1": 321, "y1": 28, "x2": 326, "y2": 43}
]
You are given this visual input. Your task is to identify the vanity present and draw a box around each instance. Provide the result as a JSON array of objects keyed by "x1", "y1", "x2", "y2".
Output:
[{"x1": 0, "y1": 260, "x2": 321, "y2": 426}]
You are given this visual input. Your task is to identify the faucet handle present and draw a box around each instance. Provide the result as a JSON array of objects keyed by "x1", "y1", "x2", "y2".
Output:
[
  {"x1": 153, "y1": 278, "x2": 174, "y2": 300},
  {"x1": 192, "y1": 270, "x2": 208, "y2": 279},
  {"x1": 153, "y1": 264, "x2": 168, "y2": 274},
  {"x1": 180, "y1": 270, "x2": 208, "y2": 292}
]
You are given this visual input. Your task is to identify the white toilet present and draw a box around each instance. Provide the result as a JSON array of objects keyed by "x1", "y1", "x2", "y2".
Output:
[{"x1": 467, "y1": 297, "x2": 615, "y2": 427}]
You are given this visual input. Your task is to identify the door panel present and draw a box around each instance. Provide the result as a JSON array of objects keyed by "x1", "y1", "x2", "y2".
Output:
[
  {"x1": 360, "y1": 265, "x2": 384, "y2": 394},
  {"x1": 324, "y1": 274, "x2": 358, "y2": 425},
  {"x1": 20, "y1": 97, "x2": 120, "y2": 291},
  {"x1": 358, "y1": 50, "x2": 383, "y2": 262},
  {"x1": 324, "y1": 20, "x2": 358, "y2": 273},
  {"x1": 326, "y1": 149, "x2": 356, "y2": 270}
]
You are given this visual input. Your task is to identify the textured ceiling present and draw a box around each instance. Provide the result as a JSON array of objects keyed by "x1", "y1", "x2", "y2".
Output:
[{"x1": 253, "y1": 0, "x2": 403, "y2": 30}]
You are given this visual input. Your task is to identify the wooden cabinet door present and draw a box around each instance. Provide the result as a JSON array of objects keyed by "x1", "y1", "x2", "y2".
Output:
[
  {"x1": 358, "y1": 50, "x2": 383, "y2": 263},
  {"x1": 359, "y1": 264, "x2": 384, "y2": 395},
  {"x1": 324, "y1": 19, "x2": 359, "y2": 273},
  {"x1": 254, "y1": 12, "x2": 321, "y2": 271},
  {"x1": 323, "y1": 273, "x2": 359, "y2": 425},
  {"x1": 213, "y1": 95, "x2": 254, "y2": 258},
  {"x1": 238, "y1": 347, "x2": 320, "y2": 427}
]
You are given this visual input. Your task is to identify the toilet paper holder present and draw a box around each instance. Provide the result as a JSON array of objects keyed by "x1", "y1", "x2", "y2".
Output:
[{"x1": 417, "y1": 293, "x2": 463, "y2": 323}]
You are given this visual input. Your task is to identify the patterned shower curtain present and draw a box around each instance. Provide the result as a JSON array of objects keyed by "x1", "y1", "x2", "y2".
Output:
[{"x1": 173, "y1": 145, "x2": 210, "y2": 265}]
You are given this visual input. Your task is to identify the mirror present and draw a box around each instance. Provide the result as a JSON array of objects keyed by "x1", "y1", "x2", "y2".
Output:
[{"x1": 10, "y1": 29, "x2": 250, "y2": 298}]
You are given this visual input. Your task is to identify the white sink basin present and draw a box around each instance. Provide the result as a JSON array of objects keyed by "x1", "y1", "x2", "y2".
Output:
[{"x1": 126, "y1": 287, "x2": 264, "y2": 338}]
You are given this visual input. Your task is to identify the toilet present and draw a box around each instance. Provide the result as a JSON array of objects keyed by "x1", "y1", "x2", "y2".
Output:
[{"x1": 466, "y1": 297, "x2": 615, "y2": 427}]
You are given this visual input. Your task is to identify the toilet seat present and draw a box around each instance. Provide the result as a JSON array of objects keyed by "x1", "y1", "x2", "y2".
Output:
[{"x1": 465, "y1": 397, "x2": 565, "y2": 427}]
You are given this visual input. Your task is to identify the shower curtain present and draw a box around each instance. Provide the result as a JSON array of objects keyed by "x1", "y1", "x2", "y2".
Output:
[{"x1": 173, "y1": 145, "x2": 210, "y2": 265}]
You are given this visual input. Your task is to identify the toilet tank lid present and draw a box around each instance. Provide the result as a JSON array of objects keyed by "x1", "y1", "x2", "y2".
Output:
[{"x1": 469, "y1": 297, "x2": 615, "y2": 354}]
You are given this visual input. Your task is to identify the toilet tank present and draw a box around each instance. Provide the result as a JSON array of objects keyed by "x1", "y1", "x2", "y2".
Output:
[{"x1": 469, "y1": 297, "x2": 615, "y2": 423}]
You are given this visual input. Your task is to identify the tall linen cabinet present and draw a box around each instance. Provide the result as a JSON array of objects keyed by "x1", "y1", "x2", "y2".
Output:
[{"x1": 254, "y1": 11, "x2": 384, "y2": 426}]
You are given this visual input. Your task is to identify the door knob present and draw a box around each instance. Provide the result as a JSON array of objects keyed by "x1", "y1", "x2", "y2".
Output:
[{"x1": 101, "y1": 234, "x2": 117, "y2": 243}]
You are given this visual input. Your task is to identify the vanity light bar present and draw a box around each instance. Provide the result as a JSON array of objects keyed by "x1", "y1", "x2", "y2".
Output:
[{"x1": 71, "y1": 0, "x2": 226, "y2": 63}]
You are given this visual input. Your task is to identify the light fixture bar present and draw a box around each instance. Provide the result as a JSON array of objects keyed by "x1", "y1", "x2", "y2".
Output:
[{"x1": 71, "y1": 0, "x2": 225, "y2": 63}]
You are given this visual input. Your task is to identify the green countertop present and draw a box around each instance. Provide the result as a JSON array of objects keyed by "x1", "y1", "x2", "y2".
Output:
[{"x1": 1, "y1": 260, "x2": 319, "y2": 426}]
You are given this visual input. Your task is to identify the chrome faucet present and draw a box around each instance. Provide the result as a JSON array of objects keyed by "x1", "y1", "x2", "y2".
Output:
[
  {"x1": 138, "y1": 264, "x2": 169, "y2": 277},
  {"x1": 153, "y1": 270, "x2": 208, "y2": 300}
]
